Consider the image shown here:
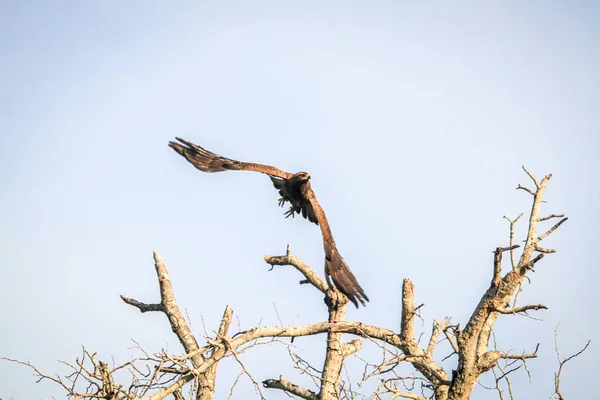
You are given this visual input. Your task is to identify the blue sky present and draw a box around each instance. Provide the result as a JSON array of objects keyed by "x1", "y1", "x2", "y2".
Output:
[{"x1": 1, "y1": 1, "x2": 598, "y2": 399}]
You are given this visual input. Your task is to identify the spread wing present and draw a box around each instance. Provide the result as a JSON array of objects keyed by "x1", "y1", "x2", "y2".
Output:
[
  {"x1": 303, "y1": 185, "x2": 369, "y2": 307},
  {"x1": 169, "y1": 137, "x2": 293, "y2": 179}
]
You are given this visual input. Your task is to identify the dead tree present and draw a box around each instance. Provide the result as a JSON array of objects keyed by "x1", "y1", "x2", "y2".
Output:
[{"x1": 2, "y1": 167, "x2": 589, "y2": 399}]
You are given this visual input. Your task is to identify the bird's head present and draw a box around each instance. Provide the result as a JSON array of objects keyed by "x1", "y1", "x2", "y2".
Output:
[{"x1": 294, "y1": 171, "x2": 311, "y2": 182}]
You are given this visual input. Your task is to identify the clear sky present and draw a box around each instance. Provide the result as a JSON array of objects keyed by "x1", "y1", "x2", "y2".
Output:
[{"x1": 1, "y1": 1, "x2": 598, "y2": 399}]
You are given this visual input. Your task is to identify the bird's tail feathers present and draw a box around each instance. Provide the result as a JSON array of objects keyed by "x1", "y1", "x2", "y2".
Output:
[{"x1": 326, "y1": 251, "x2": 369, "y2": 308}]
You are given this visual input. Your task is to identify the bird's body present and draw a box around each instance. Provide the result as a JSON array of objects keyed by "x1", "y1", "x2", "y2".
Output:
[
  {"x1": 169, "y1": 137, "x2": 369, "y2": 307},
  {"x1": 270, "y1": 174, "x2": 319, "y2": 224}
]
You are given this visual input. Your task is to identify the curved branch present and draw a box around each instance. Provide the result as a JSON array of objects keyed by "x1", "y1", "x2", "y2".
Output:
[
  {"x1": 553, "y1": 324, "x2": 591, "y2": 400},
  {"x1": 264, "y1": 245, "x2": 328, "y2": 293},
  {"x1": 148, "y1": 320, "x2": 406, "y2": 399}
]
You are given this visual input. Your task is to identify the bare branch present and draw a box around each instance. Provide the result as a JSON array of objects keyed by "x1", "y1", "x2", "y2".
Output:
[
  {"x1": 517, "y1": 169, "x2": 552, "y2": 269},
  {"x1": 493, "y1": 245, "x2": 520, "y2": 286},
  {"x1": 426, "y1": 318, "x2": 451, "y2": 356},
  {"x1": 172, "y1": 390, "x2": 185, "y2": 400},
  {"x1": 504, "y1": 214, "x2": 523, "y2": 269},
  {"x1": 522, "y1": 165, "x2": 540, "y2": 189},
  {"x1": 553, "y1": 323, "x2": 592, "y2": 400},
  {"x1": 147, "y1": 318, "x2": 410, "y2": 399},
  {"x1": 496, "y1": 304, "x2": 548, "y2": 314},
  {"x1": 399, "y1": 279, "x2": 450, "y2": 395},
  {"x1": 500, "y1": 343, "x2": 540, "y2": 360},
  {"x1": 535, "y1": 246, "x2": 556, "y2": 254},
  {"x1": 342, "y1": 339, "x2": 363, "y2": 357},
  {"x1": 1, "y1": 358, "x2": 72, "y2": 394},
  {"x1": 284, "y1": 347, "x2": 323, "y2": 388},
  {"x1": 538, "y1": 217, "x2": 568, "y2": 242},
  {"x1": 120, "y1": 252, "x2": 202, "y2": 363},
  {"x1": 120, "y1": 296, "x2": 163, "y2": 313},
  {"x1": 264, "y1": 245, "x2": 328, "y2": 294},
  {"x1": 2, "y1": 348, "x2": 148, "y2": 400},
  {"x1": 262, "y1": 376, "x2": 319, "y2": 400},
  {"x1": 382, "y1": 380, "x2": 428, "y2": 400},
  {"x1": 538, "y1": 214, "x2": 565, "y2": 222},
  {"x1": 443, "y1": 327, "x2": 459, "y2": 354},
  {"x1": 217, "y1": 306, "x2": 234, "y2": 338},
  {"x1": 520, "y1": 253, "x2": 545, "y2": 273},
  {"x1": 400, "y1": 279, "x2": 418, "y2": 345},
  {"x1": 221, "y1": 336, "x2": 266, "y2": 400},
  {"x1": 516, "y1": 184, "x2": 535, "y2": 196},
  {"x1": 503, "y1": 214, "x2": 524, "y2": 225},
  {"x1": 201, "y1": 305, "x2": 234, "y2": 399},
  {"x1": 120, "y1": 251, "x2": 235, "y2": 400},
  {"x1": 487, "y1": 360, "x2": 520, "y2": 400}
]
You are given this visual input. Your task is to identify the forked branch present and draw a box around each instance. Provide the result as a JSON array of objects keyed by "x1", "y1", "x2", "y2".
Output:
[
  {"x1": 265, "y1": 245, "x2": 328, "y2": 294},
  {"x1": 552, "y1": 324, "x2": 591, "y2": 400},
  {"x1": 448, "y1": 167, "x2": 566, "y2": 400}
]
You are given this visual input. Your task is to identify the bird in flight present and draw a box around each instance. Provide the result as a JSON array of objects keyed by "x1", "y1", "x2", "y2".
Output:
[{"x1": 169, "y1": 137, "x2": 369, "y2": 307}]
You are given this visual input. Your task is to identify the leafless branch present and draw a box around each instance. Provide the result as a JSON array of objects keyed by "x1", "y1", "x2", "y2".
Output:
[
  {"x1": 538, "y1": 218, "x2": 568, "y2": 242},
  {"x1": 522, "y1": 165, "x2": 540, "y2": 188},
  {"x1": 221, "y1": 336, "x2": 266, "y2": 400},
  {"x1": 120, "y1": 297, "x2": 163, "y2": 313},
  {"x1": 496, "y1": 304, "x2": 548, "y2": 315},
  {"x1": 120, "y1": 251, "x2": 222, "y2": 400},
  {"x1": 264, "y1": 245, "x2": 329, "y2": 294},
  {"x1": 537, "y1": 214, "x2": 565, "y2": 222},
  {"x1": 535, "y1": 246, "x2": 556, "y2": 254},
  {"x1": 503, "y1": 214, "x2": 523, "y2": 269},
  {"x1": 516, "y1": 184, "x2": 535, "y2": 196},
  {"x1": 426, "y1": 318, "x2": 451, "y2": 356},
  {"x1": 286, "y1": 346, "x2": 323, "y2": 387},
  {"x1": 399, "y1": 279, "x2": 450, "y2": 397},
  {"x1": 262, "y1": 376, "x2": 319, "y2": 400},
  {"x1": 490, "y1": 361, "x2": 519, "y2": 400},
  {"x1": 553, "y1": 324, "x2": 591, "y2": 400},
  {"x1": 493, "y1": 245, "x2": 520, "y2": 286},
  {"x1": 443, "y1": 326, "x2": 459, "y2": 355},
  {"x1": 382, "y1": 380, "x2": 428, "y2": 400},
  {"x1": 516, "y1": 170, "x2": 558, "y2": 270},
  {"x1": 499, "y1": 343, "x2": 540, "y2": 360},
  {"x1": 2, "y1": 347, "x2": 153, "y2": 399}
]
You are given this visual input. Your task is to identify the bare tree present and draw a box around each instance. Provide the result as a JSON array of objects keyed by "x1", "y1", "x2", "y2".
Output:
[{"x1": 2, "y1": 167, "x2": 590, "y2": 399}]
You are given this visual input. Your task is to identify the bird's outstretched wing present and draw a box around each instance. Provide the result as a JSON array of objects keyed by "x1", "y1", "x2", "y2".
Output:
[
  {"x1": 169, "y1": 137, "x2": 293, "y2": 179},
  {"x1": 303, "y1": 185, "x2": 369, "y2": 307},
  {"x1": 169, "y1": 137, "x2": 319, "y2": 224}
]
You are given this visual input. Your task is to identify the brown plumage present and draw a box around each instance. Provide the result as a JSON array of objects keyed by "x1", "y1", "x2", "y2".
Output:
[{"x1": 169, "y1": 137, "x2": 369, "y2": 307}]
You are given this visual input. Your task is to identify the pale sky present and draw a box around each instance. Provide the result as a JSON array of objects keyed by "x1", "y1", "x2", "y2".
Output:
[{"x1": 1, "y1": 1, "x2": 598, "y2": 399}]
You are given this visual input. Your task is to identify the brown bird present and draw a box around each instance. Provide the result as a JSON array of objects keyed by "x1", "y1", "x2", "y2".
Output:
[{"x1": 169, "y1": 137, "x2": 369, "y2": 307}]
